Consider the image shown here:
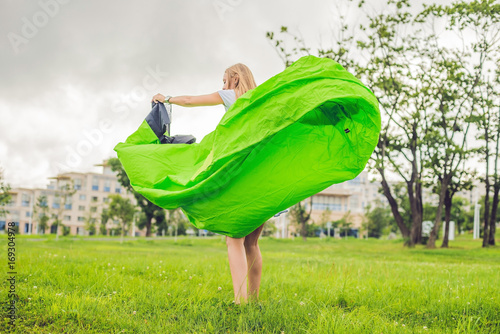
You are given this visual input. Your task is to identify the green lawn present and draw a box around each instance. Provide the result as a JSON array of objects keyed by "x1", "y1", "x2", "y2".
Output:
[{"x1": 1, "y1": 234, "x2": 499, "y2": 333}]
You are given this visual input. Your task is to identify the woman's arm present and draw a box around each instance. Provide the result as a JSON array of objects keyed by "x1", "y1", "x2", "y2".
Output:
[{"x1": 152, "y1": 92, "x2": 224, "y2": 107}]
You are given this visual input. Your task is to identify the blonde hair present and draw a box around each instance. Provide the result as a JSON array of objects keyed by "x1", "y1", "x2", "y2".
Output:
[{"x1": 225, "y1": 63, "x2": 257, "y2": 99}]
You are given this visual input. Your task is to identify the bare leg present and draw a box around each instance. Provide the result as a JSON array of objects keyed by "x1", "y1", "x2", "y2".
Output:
[
  {"x1": 244, "y1": 223, "x2": 265, "y2": 301},
  {"x1": 225, "y1": 236, "x2": 248, "y2": 304}
]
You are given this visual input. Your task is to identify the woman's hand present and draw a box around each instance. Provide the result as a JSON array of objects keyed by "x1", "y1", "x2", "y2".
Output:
[{"x1": 152, "y1": 93, "x2": 166, "y2": 103}]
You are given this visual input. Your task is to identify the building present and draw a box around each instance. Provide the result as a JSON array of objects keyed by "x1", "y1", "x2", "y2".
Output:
[
  {"x1": 272, "y1": 170, "x2": 387, "y2": 238},
  {"x1": 0, "y1": 161, "x2": 144, "y2": 236}
]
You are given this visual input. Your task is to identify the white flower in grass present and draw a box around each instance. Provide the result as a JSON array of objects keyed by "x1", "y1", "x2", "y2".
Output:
[
  {"x1": 122, "y1": 267, "x2": 125, "y2": 270},
  {"x1": 108, "y1": 263, "x2": 111, "y2": 266},
  {"x1": 300, "y1": 301, "x2": 305, "y2": 306},
  {"x1": 189, "y1": 276, "x2": 192, "y2": 280},
  {"x1": 33, "y1": 286, "x2": 37, "y2": 289},
  {"x1": 29, "y1": 274, "x2": 31, "y2": 277},
  {"x1": 159, "y1": 274, "x2": 162, "y2": 277},
  {"x1": 467, "y1": 302, "x2": 470, "y2": 305},
  {"x1": 402, "y1": 324, "x2": 405, "y2": 327},
  {"x1": 167, "y1": 293, "x2": 171, "y2": 296},
  {"x1": 423, "y1": 326, "x2": 428, "y2": 330},
  {"x1": 218, "y1": 287, "x2": 222, "y2": 291},
  {"x1": 147, "y1": 266, "x2": 149, "y2": 270},
  {"x1": 199, "y1": 284, "x2": 202, "y2": 286},
  {"x1": 160, "y1": 260, "x2": 163, "y2": 263},
  {"x1": 28, "y1": 298, "x2": 31, "y2": 300},
  {"x1": 294, "y1": 293, "x2": 297, "y2": 297},
  {"x1": 133, "y1": 311, "x2": 136, "y2": 315},
  {"x1": 162, "y1": 271, "x2": 165, "y2": 273},
  {"x1": 185, "y1": 269, "x2": 188, "y2": 272},
  {"x1": 63, "y1": 256, "x2": 66, "y2": 258},
  {"x1": 25, "y1": 279, "x2": 27, "y2": 282},
  {"x1": 113, "y1": 291, "x2": 117, "y2": 294}
]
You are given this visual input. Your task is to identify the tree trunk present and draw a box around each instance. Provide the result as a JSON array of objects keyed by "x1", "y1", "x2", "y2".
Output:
[
  {"x1": 145, "y1": 213, "x2": 153, "y2": 237},
  {"x1": 489, "y1": 185, "x2": 498, "y2": 246},
  {"x1": 428, "y1": 176, "x2": 450, "y2": 248},
  {"x1": 301, "y1": 221, "x2": 307, "y2": 241},
  {"x1": 441, "y1": 189, "x2": 452, "y2": 248},
  {"x1": 414, "y1": 179, "x2": 423, "y2": 245},
  {"x1": 483, "y1": 181, "x2": 490, "y2": 247},
  {"x1": 379, "y1": 171, "x2": 411, "y2": 238}
]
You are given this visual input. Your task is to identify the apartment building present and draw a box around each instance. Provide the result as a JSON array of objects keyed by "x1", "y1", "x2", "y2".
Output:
[
  {"x1": 1, "y1": 162, "x2": 144, "y2": 236},
  {"x1": 273, "y1": 170, "x2": 386, "y2": 238}
]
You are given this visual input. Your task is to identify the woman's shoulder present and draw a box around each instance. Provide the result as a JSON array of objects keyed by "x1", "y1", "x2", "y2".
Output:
[{"x1": 217, "y1": 89, "x2": 236, "y2": 108}]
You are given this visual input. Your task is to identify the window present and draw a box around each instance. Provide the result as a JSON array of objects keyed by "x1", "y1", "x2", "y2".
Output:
[
  {"x1": 52, "y1": 194, "x2": 60, "y2": 209},
  {"x1": 350, "y1": 195, "x2": 359, "y2": 210},
  {"x1": 78, "y1": 205, "x2": 85, "y2": 211},
  {"x1": 0, "y1": 221, "x2": 5, "y2": 231},
  {"x1": 115, "y1": 187, "x2": 121, "y2": 194},
  {"x1": 78, "y1": 217, "x2": 85, "y2": 222},
  {"x1": 79, "y1": 194, "x2": 86, "y2": 201},
  {"x1": 64, "y1": 196, "x2": 72, "y2": 210},
  {"x1": 90, "y1": 206, "x2": 97, "y2": 213},
  {"x1": 103, "y1": 197, "x2": 109, "y2": 203},
  {"x1": 104, "y1": 179, "x2": 111, "y2": 192},
  {"x1": 92, "y1": 177, "x2": 99, "y2": 191},
  {"x1": 21, "y1": 193, "x2": 30, "y2": 207},
  {"x1": 7, "y1": 194, "x2": 17, "y2": 207},
  {"x1": 64, "y1": 215, "x2": 71, "y2": 221},
  {"x1": 311, "y1": 195, "x2": 341, "y2": 211},
  {"x1": 92, "y1": 196, "x2": 98, "y2": 202},
  {"x1": 74, "y1": 178, "x2": 82, "y2": 190},
  {"x1": 25, "y1": 223, "x2": 30, "y2": 233},
  {"x1": 25, "y1": 211, "x2": 31, "y2": 217}
]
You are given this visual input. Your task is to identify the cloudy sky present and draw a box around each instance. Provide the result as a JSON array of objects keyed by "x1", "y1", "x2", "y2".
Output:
[{"x1": 1, "y1": 0, "x2": 451, "y2": 189}]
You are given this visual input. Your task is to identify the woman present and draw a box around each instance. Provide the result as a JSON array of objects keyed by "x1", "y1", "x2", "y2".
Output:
[{"x1": 151, "y1": 63, "x2": 263, "y2": 305}]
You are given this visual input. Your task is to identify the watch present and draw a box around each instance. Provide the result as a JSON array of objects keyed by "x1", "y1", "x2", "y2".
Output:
[{"x1": 165, "y1": 95, "x2": 172, "y2": 104}]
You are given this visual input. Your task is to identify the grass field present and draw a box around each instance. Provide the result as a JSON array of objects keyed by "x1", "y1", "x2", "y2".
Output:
[{"x1": 1, "y1": 233, "x2": 499, "y2": 333}]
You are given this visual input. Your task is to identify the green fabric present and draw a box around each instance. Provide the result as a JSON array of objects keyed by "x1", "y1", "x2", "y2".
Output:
[{"x1": 113, "y1": 55, "x2": 381, "y2": 238}]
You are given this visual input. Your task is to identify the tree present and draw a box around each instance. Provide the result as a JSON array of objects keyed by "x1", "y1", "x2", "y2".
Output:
[
  {"x1": 420, "y1": 0, "x2": 500, "y2": 248},
  {"x1": 34, "y1": 195, "x2": 50, "y2": 235},
  {"x1": 0, "y1": 168, "x2": 11, "y2": 218},
  {"x1": 83, "y1": 209, "x2": 97, "y2": 236},
  {"x1": 108, "y1": 158, "x2": 163, "y2": 237},
  {"x1": 50, "y1": 177, "x2": 76, "y2": 239},
  {"x1": 100, "y1": 209, "x2": 110, "y2": 236},
  {"x1": 107, "y1": 194, "x2": 136, "y2": 243},
  {"x1": 364, "y1": 199, "x2": 396, "y2": 238},
  {"x1": 289, "y1": 197, "x2": 313, "y2": 241},
  {"x1": 336, "y1": 211, "x2": 353, "y2": 239},
  {"x1": 265, "y1": 0, "x2": 500, "y2": 248}
]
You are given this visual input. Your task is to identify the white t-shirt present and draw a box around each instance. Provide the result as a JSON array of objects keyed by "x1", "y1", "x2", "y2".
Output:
[{"x1": 217, "y1": 89, "x2": 236, "y2": 112}]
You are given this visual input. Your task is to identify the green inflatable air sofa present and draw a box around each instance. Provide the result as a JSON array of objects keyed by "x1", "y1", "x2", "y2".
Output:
[{"x1": 114, "y1": 55, "x2": 381, "y2": 238}]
